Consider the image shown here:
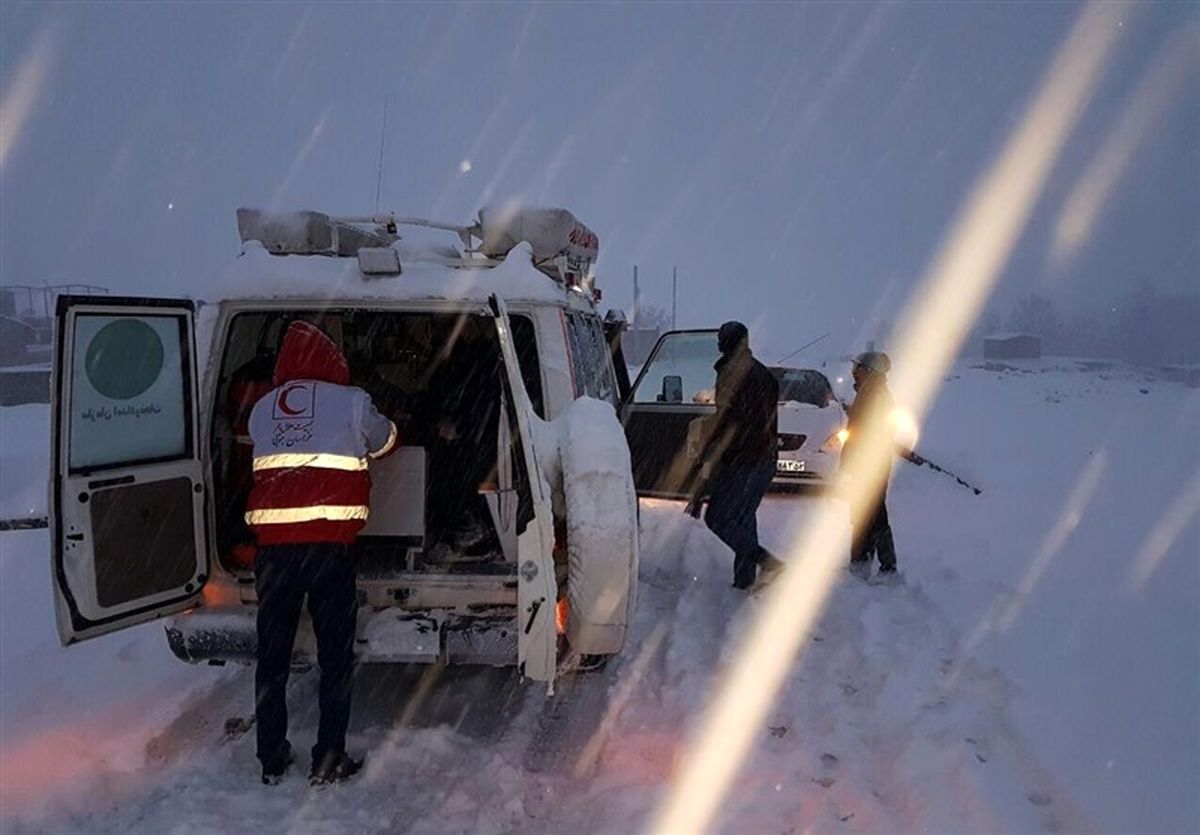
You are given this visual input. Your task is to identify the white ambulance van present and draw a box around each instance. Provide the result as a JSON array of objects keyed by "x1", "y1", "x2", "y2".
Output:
[{"x1": 49, "y1": 206, "x2": 638, "y2": 685}]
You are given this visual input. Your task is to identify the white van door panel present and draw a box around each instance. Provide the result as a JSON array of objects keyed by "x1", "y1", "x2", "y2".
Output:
[
  {"x1": 483, "y1": 384, "x2": 519, "y2": 563},
  {"x1": 490, "y1": 295, "x2": 557, "y2": 684},
  {"x1": 51, "y1": 297, "x2": 208, "y2": 645}
]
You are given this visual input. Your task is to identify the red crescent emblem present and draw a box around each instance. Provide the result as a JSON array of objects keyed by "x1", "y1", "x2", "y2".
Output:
[{"x1": 277, "y1": 384, "x2": 308, "y2": 416}]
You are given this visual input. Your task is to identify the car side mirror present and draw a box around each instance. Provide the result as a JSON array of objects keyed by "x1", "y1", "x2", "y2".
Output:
[{"x1": 662, "y1": 375, "x2": 683, "y2": 404}]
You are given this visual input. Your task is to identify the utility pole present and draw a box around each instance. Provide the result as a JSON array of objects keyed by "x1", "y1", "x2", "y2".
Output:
[
  {"x1": 632, "y1": 264, "x2": 640, "y2": 329},
  {"x1": 672, "y1": 266, "x2": 677, "y2": 329}
]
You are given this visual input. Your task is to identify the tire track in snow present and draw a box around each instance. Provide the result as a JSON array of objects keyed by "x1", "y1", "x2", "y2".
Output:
[
  {"x1": 5, "y1": 499, "x2": 1101, "y2": 834},
  {"x1": 709, "y1": 498, "x2": 1099, "y2": 835}
]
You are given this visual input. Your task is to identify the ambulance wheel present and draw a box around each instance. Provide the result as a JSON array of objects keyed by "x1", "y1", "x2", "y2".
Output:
[{"x1": 556, "y1": 400, "x2": 640, "y2": 659}]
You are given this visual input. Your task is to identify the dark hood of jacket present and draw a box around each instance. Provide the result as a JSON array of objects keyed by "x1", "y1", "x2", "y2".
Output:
[{"x1": 273, "y1": 321, "x2": 350, "y2": 387}]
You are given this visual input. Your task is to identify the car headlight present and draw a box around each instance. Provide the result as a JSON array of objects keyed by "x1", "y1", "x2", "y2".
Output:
[
  {"x1": 888, "y1": 409, "x2": 919, "y2": 448},
  {"x1": 821, "y1": 429, "x2": 849, "y2": 451}
]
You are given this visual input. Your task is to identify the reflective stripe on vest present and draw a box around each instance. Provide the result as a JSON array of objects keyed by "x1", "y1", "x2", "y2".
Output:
[
  {"x1": 245, "y1": 505, "x2": 369, "y2": 525},
  {"x1": 252, "y1": 452, "x2": 368, "y2": 472}
]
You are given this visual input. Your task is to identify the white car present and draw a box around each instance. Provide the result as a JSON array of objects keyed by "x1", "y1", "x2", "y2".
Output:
[
  {"x1": 48, "y1": 206, "x2": 639, "y2": 685},
  {"x1": 619, "y1": 332, "x2": 847, "y2": 497},
  {"x1": 769, "y1": 367, "x2": 846, "y2": 490}
]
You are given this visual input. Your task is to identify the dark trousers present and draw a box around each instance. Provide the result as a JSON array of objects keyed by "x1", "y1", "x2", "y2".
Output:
[
  {"x1": 850, "y1": 495, "x2": 897, "y2": 571},
  {"x1": 255, "y1": 543, "x2": 358, "y2": 769},
  {"x1": 704, "y1": 463, "x2": 777, "y2": 587}
]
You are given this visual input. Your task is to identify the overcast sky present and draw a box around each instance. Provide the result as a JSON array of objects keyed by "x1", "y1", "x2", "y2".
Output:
[{"x1": 1, "y1": 1, "x2": 1196, "y2": 357}]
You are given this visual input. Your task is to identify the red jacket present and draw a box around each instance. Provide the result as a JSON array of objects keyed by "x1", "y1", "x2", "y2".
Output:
[{"x1": 245, "y1": 321, "x2": 397, "y2": 545}]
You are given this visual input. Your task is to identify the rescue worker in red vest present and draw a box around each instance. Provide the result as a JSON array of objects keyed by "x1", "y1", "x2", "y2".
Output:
[{"x1": 245, "y1": 320, "x2": 398, "y2": 785}]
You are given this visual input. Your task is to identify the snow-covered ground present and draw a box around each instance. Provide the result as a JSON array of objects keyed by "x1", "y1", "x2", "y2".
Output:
[
  {"x1": 892, "y1": 360, "x2": 1200, "y2": 835},
  {"x1": 0, "y1": 360, "x2": 1196, "y2": 834},
  {"x1": 0, "y1": 404, "x2": 49, "y2": 522}
]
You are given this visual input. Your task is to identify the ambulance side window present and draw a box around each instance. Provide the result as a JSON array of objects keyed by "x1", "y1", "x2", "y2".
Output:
[
  {"x1": 587, "y1": 316, "x2": 619, "y2": 407},
  {"x1": 565, "y1": 313, "x2": 585, "y2": 397},
  {"x1": 566, "y1": 313, "x2": 618, "y2": 408}
]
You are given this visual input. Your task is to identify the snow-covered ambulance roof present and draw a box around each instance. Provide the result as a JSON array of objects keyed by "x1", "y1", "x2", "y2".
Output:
[{"x1": 212, "y1": 239, "x2": 588, "y2": 308}]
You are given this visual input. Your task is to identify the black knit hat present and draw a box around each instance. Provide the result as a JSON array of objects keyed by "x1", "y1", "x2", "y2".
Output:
[{"x1": 717, "y1": 321, "x2": 749, "y2": 354}]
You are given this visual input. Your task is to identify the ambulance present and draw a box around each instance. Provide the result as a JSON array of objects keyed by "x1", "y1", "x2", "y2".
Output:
[{"x1": 50, "y1": 206, "x2": 638, "y2": 684}]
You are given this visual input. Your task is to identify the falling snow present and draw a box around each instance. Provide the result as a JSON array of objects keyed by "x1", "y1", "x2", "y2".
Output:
[{"x1": 0, "y1": 2, "x2": 1197, "y2": 833}]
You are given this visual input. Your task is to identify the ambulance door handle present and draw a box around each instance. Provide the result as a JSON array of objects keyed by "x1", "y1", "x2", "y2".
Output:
[
  {"x1": 88, "y1": 474, "x2": 135, "y2": 490},
  {"x1": 524, "y1": 597, "x2": 544, "y2": 634}
]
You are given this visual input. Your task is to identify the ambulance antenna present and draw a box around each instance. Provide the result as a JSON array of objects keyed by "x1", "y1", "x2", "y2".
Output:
[
  {"x1": 374, "y1": 98, "x2": 389, "y2": 214},
  {"x1": 776, "y1": 331, "x2": 831, "y2": 365}
]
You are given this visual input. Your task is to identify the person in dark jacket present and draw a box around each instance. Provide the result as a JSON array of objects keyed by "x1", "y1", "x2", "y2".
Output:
[
  {"x1": 841, "y1": 350, "x2": 898, "y2": 577},
  {"x1": 246, "y1": 321, "x2": 398, "y2": 785},
  {"x1": 686, "y1": 321, "x2": 786, "y2": 589}
]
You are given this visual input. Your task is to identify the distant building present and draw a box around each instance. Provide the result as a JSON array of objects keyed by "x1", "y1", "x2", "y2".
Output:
[
  {"x1": 0, "y1": 316, "x2": 38, "y2": 367},
  {"x1": 1162, "y1": 364, "x2": 1200, "y2": 388},
  {"x1": 983, "y1": 332, "x2": 1041, "y2": 360},
  {"x1": 0, "y1": 284, "x2": 106, "y2": 404}
]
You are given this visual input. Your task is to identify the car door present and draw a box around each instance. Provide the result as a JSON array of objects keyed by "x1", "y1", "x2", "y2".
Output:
[
  {"x1": 602, "y1": 313, "x2": 632, "y2": 403},
  {"x1": 51, "y1": 296, "x2": 208, "y2": 645},
  {"x1": 619, "y1": 329, "x2": 720, "y2": 498},
  {"x1": 489, "y1": 295, "x2": 558, "y2": 683}
]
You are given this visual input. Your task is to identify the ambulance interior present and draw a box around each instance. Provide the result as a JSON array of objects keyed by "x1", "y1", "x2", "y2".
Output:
[{"x1": 210, "y1": 309, "x2": 544, "y2": 577}]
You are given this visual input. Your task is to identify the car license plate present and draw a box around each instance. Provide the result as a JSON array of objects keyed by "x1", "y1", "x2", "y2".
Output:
[{"x1": 777, "y1": 459, "x2": 806, "y2": 473}]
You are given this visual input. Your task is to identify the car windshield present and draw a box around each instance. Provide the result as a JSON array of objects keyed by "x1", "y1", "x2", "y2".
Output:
[
  {"x1": 771, "y1": 368, "x2": 833, "y2": 407},
  {"x1": 630, "y1": 331, "x2": 719, "y2": 404}
]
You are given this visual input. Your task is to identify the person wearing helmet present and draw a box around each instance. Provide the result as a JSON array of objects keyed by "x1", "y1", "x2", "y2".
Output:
[
  {"x1": 687, "y1": 321, "x2": 786, "y2": 589},
  {"x1": 842, "y1": 350, "x2": 898, "y2": 578}
]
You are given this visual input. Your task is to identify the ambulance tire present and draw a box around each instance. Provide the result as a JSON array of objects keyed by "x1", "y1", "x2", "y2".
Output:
[{"x1": 557, "y1": 401, "x2": 639, "y2": 659}]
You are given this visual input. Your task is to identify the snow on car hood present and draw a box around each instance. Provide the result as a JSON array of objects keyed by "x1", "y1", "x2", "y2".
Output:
[{"x1": 777, "y1": 400, "x2": 844, "y2": 440}]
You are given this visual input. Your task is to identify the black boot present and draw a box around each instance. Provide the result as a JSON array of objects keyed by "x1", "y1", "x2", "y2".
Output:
[
  {"x1": 848, "y1": 559, "x2": 872, "y2": 580},
  {"x1": 309, "y1": 751, "x2": 364, "y2": 785},
  {"x1": 874, "y1": 525, "x2": 897, "y2": 574},
  {"x1": 260, "y1": 741, "x2": 294, "y2": 785}
]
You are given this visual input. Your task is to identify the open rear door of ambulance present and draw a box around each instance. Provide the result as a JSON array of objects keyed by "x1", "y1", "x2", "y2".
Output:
[
  {"x1": 51, "y1": 296, "x2": 208, "y2": 645},
  {"x1": 489, "y1": 294, "x2": 558, "y2": 684}
]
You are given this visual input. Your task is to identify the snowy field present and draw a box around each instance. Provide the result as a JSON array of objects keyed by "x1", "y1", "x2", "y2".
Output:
[
  {"x1": 0, "y1": 404, "x2": 48, "y2": 524},
  {"x1": 1, "y1": 360, "x2": 1197, "y2": 834}
]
